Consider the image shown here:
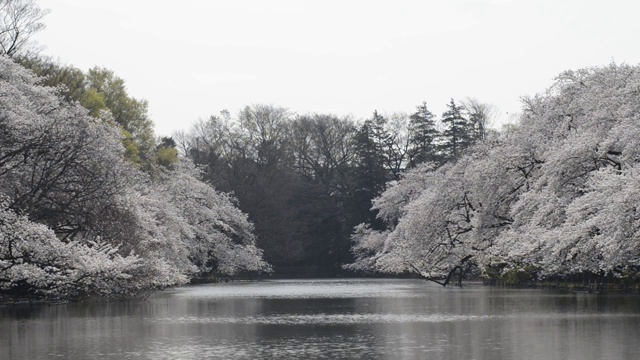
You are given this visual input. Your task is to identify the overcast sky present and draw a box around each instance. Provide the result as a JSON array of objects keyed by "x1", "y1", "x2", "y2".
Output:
[{"x1": 33, "y1": 0, "x2": 640, "y2": 136}]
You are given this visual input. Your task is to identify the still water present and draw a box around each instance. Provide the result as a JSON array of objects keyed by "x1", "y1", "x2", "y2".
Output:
[{"x1": 1, "y1": 279, "x2": 640, "y2": 359}]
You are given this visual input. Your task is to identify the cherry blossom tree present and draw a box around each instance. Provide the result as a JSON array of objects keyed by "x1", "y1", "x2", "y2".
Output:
[
  {"x1": 348, "y1": 63, "x2": 640, "y2": 285},
  {"x1": 158, "y1": 162, "x2": 271, "y2": 276},
  {"x1": 0, "y1": 56, "x2": 269, "y2": 299},
  {"x1": 0, "y1": 56, "x2": 184, "y2": 298},
  {"x1": 0, "y1": 198, "x2": 144, "y2": 299},
  {"x1": 491, "y1": 63, "x2": 640, "y2": 279}
]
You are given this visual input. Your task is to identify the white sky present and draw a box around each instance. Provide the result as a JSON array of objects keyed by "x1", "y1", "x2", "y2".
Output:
[{"x1": 33, "y1": 0, "x2": 640, "y2": 137}]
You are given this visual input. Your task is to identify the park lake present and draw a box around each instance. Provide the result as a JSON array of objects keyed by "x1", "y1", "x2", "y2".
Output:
[{"x1": 2, "y1": 279, "x2": 639, "y2": 359}]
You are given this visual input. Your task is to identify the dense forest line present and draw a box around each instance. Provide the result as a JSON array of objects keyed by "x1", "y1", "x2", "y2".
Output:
[
  {"x1": 172, "y1": 99, "x2": 492, "y2": 276},
  {"x1": 1, "y1": 0, "x2": 639, "y2": 302}
]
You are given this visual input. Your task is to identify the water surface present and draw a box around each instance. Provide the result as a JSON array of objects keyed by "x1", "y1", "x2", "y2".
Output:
[{"x1": 1, "y1": 279, "x2": 639, "y2": 359}]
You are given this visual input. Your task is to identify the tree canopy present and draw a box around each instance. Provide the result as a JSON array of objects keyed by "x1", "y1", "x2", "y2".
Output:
[
  {"x1": 0, "y1": 56, "x2": 269, "y2": 300},
  {"x1": 346, "y1": 63, "x2": 640, "y2": 286}
]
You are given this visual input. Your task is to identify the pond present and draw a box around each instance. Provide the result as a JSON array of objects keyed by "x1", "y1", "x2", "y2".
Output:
[{"x1": 1, "y1": 279, "x2": 639, "y2": 359}]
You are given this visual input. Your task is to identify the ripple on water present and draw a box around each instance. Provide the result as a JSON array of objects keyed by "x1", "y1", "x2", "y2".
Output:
[
  {"x1": 138, "y1": 334, "x2": 428, "y2": 360},
  {"x1": 175, "y1": 279, "x2": 436, "y2": 299},
  {"x1": 150, "y1": 313, "x2": 493, "y2": 325},
  {"x1": 148, "y1": 312, "x2": 640, "y2": 325}
]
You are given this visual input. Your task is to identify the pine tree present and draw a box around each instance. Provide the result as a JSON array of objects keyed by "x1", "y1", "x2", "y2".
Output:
[
  {"x1": 353, "y1": 119, "x2": 388, "y2": 195},
  {"x1": 408, "y1": 101, "x2": 440, "y2": 167},
  {"x1": 439, "y1": 99, "x2": 472, "y2": 162},
  {"x1": 350, "y1": 118, "x2": 388, "y2": 227}
]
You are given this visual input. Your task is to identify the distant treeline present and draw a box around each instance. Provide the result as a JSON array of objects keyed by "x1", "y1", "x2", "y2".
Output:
[{"x1": 173, "y1": 99, "x2": 493, "y2": 275}]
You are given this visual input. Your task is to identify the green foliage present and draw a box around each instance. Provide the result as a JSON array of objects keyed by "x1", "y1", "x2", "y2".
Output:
[
  {"x1": 17, "y1": 56, "x2": 87, "y2": 102},
  {"x1": 121, "y1": 130, "x2": 141, "y2": 164},
  {"x1": 153, "y1": 136, "x2": 179, "y2": 169},
  {"x1": 17, "y1": 57, "x2": 159, "y2": 168},
  {"x1": 156, "y1": 146, "x2": 179, "y2": 168},
  {"x1": 498, "y1": 266, "x2": 538, "y2": 286},
  {"x1": 86, "y1": 67, "x2": 156, "y2": 162},
  {"x1": 81, "y1": 87, "x2": 108, "y2": 117}
]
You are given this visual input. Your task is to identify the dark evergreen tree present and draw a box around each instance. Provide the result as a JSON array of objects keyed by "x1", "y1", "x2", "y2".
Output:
[
  {"x1": 408, "y1": 101, "x2": 440, "y2": 167},
  {"x1": 367, "y1": 110, "x2": 406, "y2": 180},
  {"x1": 350, "y1": 117, "x2": 388, "y2": 228},
  {"x1": 439, "y1": 99, "x2": 472, "y2": 162}
]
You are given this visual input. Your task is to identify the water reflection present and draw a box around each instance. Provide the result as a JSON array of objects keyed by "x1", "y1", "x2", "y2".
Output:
[{"x1": 1, "y1": 279, "x2": 640, "y2": 359}]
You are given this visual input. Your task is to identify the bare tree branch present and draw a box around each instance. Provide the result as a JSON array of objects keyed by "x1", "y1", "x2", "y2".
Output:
[{"x1": 0, "y1": 0, "x2": 48, "y2": 57}]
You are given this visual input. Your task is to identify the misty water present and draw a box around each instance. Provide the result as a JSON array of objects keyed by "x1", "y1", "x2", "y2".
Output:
[{"x1": 1, "y1": 279, "x2": 640, "y2": 359}]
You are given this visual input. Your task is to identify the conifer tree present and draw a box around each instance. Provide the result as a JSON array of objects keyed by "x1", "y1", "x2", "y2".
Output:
[
  {"x1": 351, "y1": 117, "x2": 388, "y2": 227},
  {"x1": 408, "y1": 101, "x2": 440, "y2": 167},
  {"x1": 439, "y1": 99, "x2": 472, "y2": 161}
]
